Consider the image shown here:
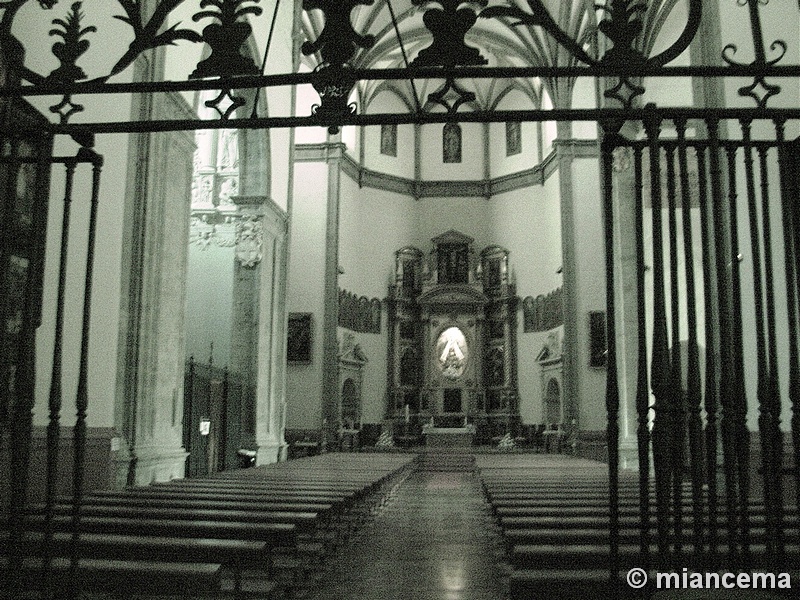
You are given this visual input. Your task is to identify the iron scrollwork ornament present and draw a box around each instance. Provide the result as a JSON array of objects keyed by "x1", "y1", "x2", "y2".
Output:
[
  {"x1": 191, "y1": 0, "x2": 262, "y2": 79},
  {"x1": 722, "y1": 0, "x2": 786, "y2": 108},
  {"x1": 411, "y1": 0, "x2": 486, "y2": 112},
  {"x1": 302, "y1": 0, "x2": 375, "y2": 133},
  {"x1": 481, "y1": 0, "x2": 702, "y2": 110}
]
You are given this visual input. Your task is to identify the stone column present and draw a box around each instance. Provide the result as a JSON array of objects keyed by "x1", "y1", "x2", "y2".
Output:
[
  {"x1": 557, "y1": 127, "x2": 580, "y2": 429},
  {"x1": 229, "y1": 196, "x2": 288, "y2": 465},
  {"x1": 321, "y1": 143, "x2": 344, "y2": 449},
  {"x1": 229, "y1": 199, "x2": 265, "y2": 451}
]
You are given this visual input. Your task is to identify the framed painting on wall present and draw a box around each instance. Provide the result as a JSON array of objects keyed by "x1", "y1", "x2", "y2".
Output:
[{"x1": 287, "y1": 313, "x2": 312, "y2": 364}]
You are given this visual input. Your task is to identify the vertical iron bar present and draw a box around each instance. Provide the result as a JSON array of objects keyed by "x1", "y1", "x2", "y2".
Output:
[
  {"x1": 741, "y1": 118, "x2": 774, "y2": 562},
  {"x1": 5, "y1": 130, "x2": 29, "y2": 600},
  {"x1": 725, "y1": 143, "x2": 751, "y2": 564},
  {"x1": 774, "y1": 119, "x2": 800, "y2": 542},
  {"x1": 600, "y1": 121, "x2": 620, "y2": 595},
  {"x1": 675, "y1": 119, "x2": 704, "y2": 559},
  {"x1": 643, "y1": 107, "x2": 673, "y2": 565},
  {"x1": 707, "y1": 119, "x2": 739, "y2": 564},
  {"x1": 43, "y1": 158, "x2": 78, "y2": 592},
  {"x1": 633, "y1": 143, "x2": 651, "y2": 568},
  {"x1": 185, "y1": 356, "x2": 196, "y2": 477},
  {"x1": 69, "y1": 150, "x2": 103, "y2": 596},
  {"x1": 696, "y1": 142, "x2": 720, "y2": 566},
  {"x1": 665, "y1": 143, "x2": 685, "y2": 559},
  {"x1": 758, "y1": 142, "x2": 784, "y2": 566}
]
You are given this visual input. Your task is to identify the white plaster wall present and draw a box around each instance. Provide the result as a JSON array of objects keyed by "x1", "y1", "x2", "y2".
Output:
[
  {"x1": 489, "y1": 173, "x2": 563, "y2": 425},
  {"x1": 415, "y1": 197, "x2": 490, "y2": 250},
  {"x1": 286, "y1": 161, "x2": 328, "y2": 429},
  {"x1": 570, "y1": 77, "x2": 598, "y2": 140},
  {"x1": 489, "y1": 91, "x2": 541, "y2": 179},
  {"x1": 337, "y1": 176, "x2": 417, "y2": 424},
  {"x1": 338, "y1": 177, "x2": 417, "y2": 298},
  {"x1": 33, "y1": 132, "x2": 130, "y2": 431},
  {"x1": 570, "y1": 157, "x2": 607, "y2": 431},
  {"x1": 419, "y1": 118, "x2": 485, "y2": 182},
  {"x1": 185, "y1": 244, "x2": 235, "y2": 367},
  {"x1": 363, "y1": 92, "x2": 416, "y2": 180},
  {"x1": 264, "y1": 0, "x2": 298, "y2": 212},
  {"x1": 294, "y1": 79, "x2": 328, "y2": 145}
]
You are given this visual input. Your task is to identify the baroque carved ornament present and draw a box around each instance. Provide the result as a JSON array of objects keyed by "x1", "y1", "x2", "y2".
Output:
[{"x1": 234, "y1": 215, "x2": 263, "y2": 267}]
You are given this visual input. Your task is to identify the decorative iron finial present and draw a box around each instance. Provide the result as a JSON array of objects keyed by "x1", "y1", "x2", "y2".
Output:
[
  {"x1": 46, "y1": 2, "x2": 95, "y2": 84},
  {"x1": 411, "y1": 0, "x2": 488, "y2": 68},
  {"x1": 303, "y1": 0, "x2": 375, "y2": 132},
  {"x1": 191, "y1": 0, "x2": 263, "y2": 79},
  {"x1": 301, "y1": 0, "x2": 375, "y2": 68}
]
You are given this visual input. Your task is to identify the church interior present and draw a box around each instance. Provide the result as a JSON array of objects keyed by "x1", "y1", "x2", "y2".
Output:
[{"x1": 1, "y1": 0, "x2": 799, "y2": 598}]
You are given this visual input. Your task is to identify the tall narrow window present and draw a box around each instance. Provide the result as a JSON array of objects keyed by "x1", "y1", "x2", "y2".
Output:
[
  {"x1": 442, "y1": 122, "x2": 462, "y2": 163},
  {"x1": 380, "y1": 123, "x2": 397, "y2": 156},
  {"x1": 506, "y1": 121, "x2": 521, "y2": 156}
]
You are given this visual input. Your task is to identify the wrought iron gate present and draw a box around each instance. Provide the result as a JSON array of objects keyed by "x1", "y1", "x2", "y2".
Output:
[
  {"x1": 0, "y1": 0, "x2": 798, "y2": 597},
  {"x1": 1, "y1": 96, "x2": 103, "y2": 598},
  {"x1": 600, "y1": 114, "x2": 799, "y2": 583}
]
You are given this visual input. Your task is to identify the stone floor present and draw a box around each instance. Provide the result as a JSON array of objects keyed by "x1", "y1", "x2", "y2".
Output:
[{"x1": 307, "y1": 470, "x2": 509, "y2": 600}]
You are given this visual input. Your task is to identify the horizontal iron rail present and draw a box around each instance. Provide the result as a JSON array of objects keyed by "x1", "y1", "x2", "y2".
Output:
[
  {"x1": 2, "y1": 65, "x2": 800, "y2": 99},
  {"x1": 38, "y1": 108, "x2": 800, "y2": 136}
]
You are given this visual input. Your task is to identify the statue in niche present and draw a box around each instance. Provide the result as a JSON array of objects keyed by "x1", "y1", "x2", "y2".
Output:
[
  {"x1": 219, "y1": 177, "x2": 238, "y2": 206},
  {"x1": 442, "y1": 122, "x2": 462, "y2": 164},
  {"x1": 487, "y1": 347, "x2": 504, "y2": 387},
  {"x1": 219, "y1": 129, "x2": 239, "y2": 170},
  {"x1": 380, "y1": 123, "x2": 397, "y2": 157},
  {"x1": 506, "y1": 121, "x2": 521, "y2": 156},
  {"x1": 370, "y1": 299, "x2": 381, "y2": 333},
  {"x1": 400, "y1": 349, "x2": 418, "y2": 386},
  {"x1": 436, "y1": 326, "x2": 468, "y2": 379},
  {"x1": 193, "y1": 175, "x2": 214, "y2": 208}
]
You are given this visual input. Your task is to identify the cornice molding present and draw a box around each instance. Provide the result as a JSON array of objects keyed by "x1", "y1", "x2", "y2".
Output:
[
  {"x1": 303, "y1": 141, "x2": 581, "y2": 199},
  {"x1": 551, "y1": 138, "x2": 600, "y2": 160},
  {"x1": 294, "y1": 142, "x2": 347, "y2": 163}
]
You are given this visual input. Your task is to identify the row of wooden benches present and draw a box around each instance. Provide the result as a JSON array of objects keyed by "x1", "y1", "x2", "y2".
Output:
[
  {"x1": 479, "y1": 464, "x2": 800, "y2": 599},
  {"x1": 2, "y1": 453, "x2": 418, "y2": 600}
]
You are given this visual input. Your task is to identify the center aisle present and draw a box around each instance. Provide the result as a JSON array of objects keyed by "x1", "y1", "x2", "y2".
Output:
[{"x1": 307, "y1": 469, "x2": 509, "y2": 600}]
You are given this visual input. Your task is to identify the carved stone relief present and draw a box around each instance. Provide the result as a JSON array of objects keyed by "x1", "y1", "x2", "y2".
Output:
[{"x1": 234, "y1": 216, "x2": 263, "y2": 267}]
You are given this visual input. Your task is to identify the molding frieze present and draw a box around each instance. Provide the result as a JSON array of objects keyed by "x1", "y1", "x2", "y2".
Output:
[{"x1": 334, "y1": 143, "x2": 567, "y2": 199}]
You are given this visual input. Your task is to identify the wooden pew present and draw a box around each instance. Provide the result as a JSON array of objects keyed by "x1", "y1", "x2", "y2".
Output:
[
  {"x1": 0, "y1": 556, "x2": 226, "y2": 599},
  {"x1": 1, "y1": 529, "x2": 271, "y2": 596}
]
